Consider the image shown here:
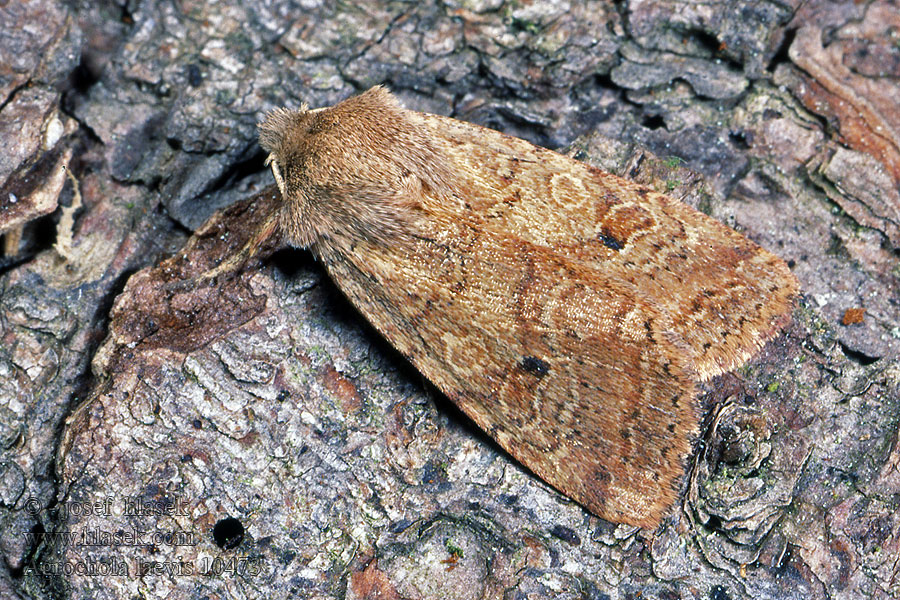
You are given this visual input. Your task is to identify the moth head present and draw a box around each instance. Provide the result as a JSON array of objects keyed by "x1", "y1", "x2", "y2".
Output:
[
  {"x1": 257, "y1": 104, "x2": 343, "y2": 248},
  {"x1": 256, "y1": 87, "x2": 457, "y2": 250},
  {"x1": 257, "y1": 105, "x2": 317, "y2": 201}
]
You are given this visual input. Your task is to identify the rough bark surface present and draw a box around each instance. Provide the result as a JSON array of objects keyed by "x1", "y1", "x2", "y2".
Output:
[{"x1": 1, "y1": 1, "x2": 898, "y2": 599}]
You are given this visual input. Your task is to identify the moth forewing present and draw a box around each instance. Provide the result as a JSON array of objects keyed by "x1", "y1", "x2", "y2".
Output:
[{"x1": 320, "y1": 216, "x2": 699, "y2": 527}]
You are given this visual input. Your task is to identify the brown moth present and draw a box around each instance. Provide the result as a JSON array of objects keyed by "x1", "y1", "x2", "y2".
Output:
[{"x1": 251, "y1": 86, "x2": 798, "y2": 528}]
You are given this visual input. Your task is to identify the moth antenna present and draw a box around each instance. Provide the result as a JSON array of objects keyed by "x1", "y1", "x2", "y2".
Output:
[{"x1": 197, "y1": 208, "x2": 280, "y2": 282}]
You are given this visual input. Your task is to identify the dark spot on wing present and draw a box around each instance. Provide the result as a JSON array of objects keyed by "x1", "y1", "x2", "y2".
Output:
[
  {"x1": 597, "y1": 229, "x2": 623, "y2": 251},
  {"x1": 519, "y1": 356, "x2": 550, "y2": 377}
]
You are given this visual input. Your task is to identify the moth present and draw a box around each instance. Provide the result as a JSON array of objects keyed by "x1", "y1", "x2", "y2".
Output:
[{"x1": 242, "y1": 86, "x2": 797, "y2": 528}]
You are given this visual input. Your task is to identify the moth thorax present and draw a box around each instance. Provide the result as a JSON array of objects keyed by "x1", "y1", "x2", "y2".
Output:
[{"x1": 279, "y1": 192, "x2": 322, "y2": 249}]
